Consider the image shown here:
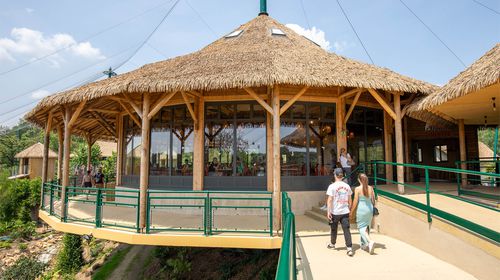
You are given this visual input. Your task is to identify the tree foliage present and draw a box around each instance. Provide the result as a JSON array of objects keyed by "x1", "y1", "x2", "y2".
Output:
[
  {"x1": 70, "y1": 142, "x2": 102, "y2": 170},
  {"x1": 478, "y1": 127, "x2": 499, "y2": 153},
  {"x1": 1, "y1": 256, "x2": 46, "y2": 280},
  {"x1": 56, "y1": 234, "x2": 84, "y2": 274}
]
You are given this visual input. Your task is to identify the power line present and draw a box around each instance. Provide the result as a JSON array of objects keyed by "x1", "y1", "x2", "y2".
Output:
[
  {"x1": 0, "y1": 0, "x2": 175, "y2": 76},
  {"x1": 185, "y1": 0, "x2": 218, "y2": 37},
  {"x1": 398, "y1": 0, "x2": 466, "y2": 67},
  {"x1": 335, "y1": 0, "x2": 375, "y2": 64},
  {"x1": 0, "y1": 46, "x2": 137, "y2": 105},
  {"x1": 471, "y1": 0, "x2": 500, "y2": 15},
  {"x1": 300, "y1": 0, "x2": 311, "y2": 29}
]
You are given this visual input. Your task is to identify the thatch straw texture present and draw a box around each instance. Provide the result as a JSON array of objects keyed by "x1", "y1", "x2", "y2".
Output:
[
  {"x1": 15, "y1": 142, "x2": 57, "y2": 158},
  {"x1": 26, "y1": 15, "x2": 436, "y2": 122},
  {"x1": 409, "y1": 43, "x2": 500, "y2": 112}
]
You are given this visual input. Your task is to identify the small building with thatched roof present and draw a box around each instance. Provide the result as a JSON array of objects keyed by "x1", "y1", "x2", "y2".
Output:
[
  {"x1": 27, "y1": 6, "x2": 444, "y2": 231},
  {"x1": 13, "y1": 142, "x2": 57, "y2": 180}
]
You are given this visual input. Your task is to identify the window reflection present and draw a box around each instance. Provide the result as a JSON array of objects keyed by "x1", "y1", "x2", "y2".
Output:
[
  {"x1": 124, "y1": 117, "x2": 141, "y2": 176},
  {"x1": 205, "y1": 122, "x2": 234, "y2": 176},
  {"x1": 280, "y1": 122, "x2": 307, "y2": 176}
]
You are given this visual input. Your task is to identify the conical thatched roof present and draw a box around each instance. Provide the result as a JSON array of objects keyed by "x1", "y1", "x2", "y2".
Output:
[
  {"x1": 26, "y1": 15, "x2": 436, "y2": 123},
  {"x1": 408, "y1": 43, "x2": 500, "y2": 112},
  {"x1": 15, "y1": 142, "x2": 57, "y2": 159}
]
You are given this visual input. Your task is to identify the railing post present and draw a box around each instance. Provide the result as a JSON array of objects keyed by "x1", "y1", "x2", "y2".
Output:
[
  {"x1": 424, "y1": 168, "x2": 432, "y2": 223},
  {"x1": 203, "y1": 194, "x2": 208, "y2": 236},
  {"x1": 95, "y1": 188, "x2": 102, "y2": 228},
  {"x1": 146, "y1": 191, "x2": 150, "y2": 234},
  {"x1": 207, "y1": 192, "x2": 212, "y2": 235},
  {"x1": 63, "y1": 186, "x2": 68, "y2": 222},
  {"x1": 269, "y1": 196, "x2": 273, "y2": 237},
  {"x1": 455, "y1": 161, "x2": 462, "y2": 196},
  {"x1": 373, "y1": 162, "x2": 378, "y2": 199},
  {"x1": 136, "y1": 191, "x2": 141, "y2": 233},
  {"x1": 49, "y1": 184, "x2": 54, "y2": 215},
  {"x1": 41, "y1": 183, "x2": 45, "y2": 209}
]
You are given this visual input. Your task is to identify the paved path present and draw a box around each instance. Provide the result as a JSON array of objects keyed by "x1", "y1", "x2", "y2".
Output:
[{"x1": 295, "y1": 216, "x2": 478, "y2": 280}]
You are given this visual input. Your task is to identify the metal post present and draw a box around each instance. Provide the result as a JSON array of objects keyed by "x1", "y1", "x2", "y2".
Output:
[
  {"x1": 96, "y1": 188, "x2": 102, "y2": 227},
  {"x1": 63, "y1": 187, "x2": 68, "y2": 222},
  {"x1": 373, "y1": 162, "x2": 378, "y2": 199},
  {"x1": 425, "y1": 168, "x2": 432, "y2": 223},
  {"x1": 455, "y1": 161, "x2": 462, "y2": 196},
  {"x1": 136, "y1": 192, "x2": 141, "y2": 233},
  {"x1": 41, "y1": 183, "x2": 45, "y2": 209},
  {"x1": 49, "y1": 185, "x2": 54, "y2": 215},
  {"x1": 146, "y1": 191, "x2": 150, "y2": 233},
  {"x1": 269, "y1": 196, "x2": 273, "y2": 237}
]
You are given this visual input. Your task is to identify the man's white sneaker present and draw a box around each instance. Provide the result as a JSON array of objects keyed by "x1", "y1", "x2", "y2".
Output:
[
  {"x1": 347, "y1": 247, "x2": 354, "y2": 256},
  {"x1": 327, "y1": 243, "x2": 335, "y2": 250},
  {"x1": 368, "y1": 241, "x2": 375, "y2": 255},
  {"x1": 360, "y1": 244, "x2": 368, "y2": 251}
]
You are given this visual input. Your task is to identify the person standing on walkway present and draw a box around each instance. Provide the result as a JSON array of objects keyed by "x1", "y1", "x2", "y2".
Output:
[
  {"x1": 339, "y1": 148, "x2": 354, "y2": 185},
  {"x1": 326, "y1": 168, "x2": 354, "y2": 256},
  {"x1": 351, "y1": 173, "x2": 376, "y2": 254},
  {"x1": 94, "y1": 167, "x2": 105, "y2": 188}
]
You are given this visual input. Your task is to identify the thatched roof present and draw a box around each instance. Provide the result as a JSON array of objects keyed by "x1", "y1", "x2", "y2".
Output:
[
  {"x1": 26, "y1": 15, "x2": 436, "y2": 123},
  {"x1": 15, "y1": 142, "x2": 57, "y2": 159},
  {"x1": 408, "y1": 43, "x2": 500, "y2": 112}
]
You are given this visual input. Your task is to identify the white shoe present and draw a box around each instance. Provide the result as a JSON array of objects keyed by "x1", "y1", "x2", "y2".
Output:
[
  {"x1": 360, "y1": 244, "x2": 368, "y2": 251},
  {"x1": 347, "y1": 247, "x2": 354, "y2": 256},
  {"x1": 327, "y1": 243, "x2": 335, "y2": 250},
  {"x1": 368, "y1": 241, "x2": 375, "y2": 255},
  {"x1": 320, "y1": 205, "x2": 327, "y2": 210}
]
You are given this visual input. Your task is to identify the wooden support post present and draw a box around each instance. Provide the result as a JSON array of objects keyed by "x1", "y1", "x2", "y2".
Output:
[
  {"x1": 272, "y1": 86, "x2": 281, "y2": 232},
  {"x1": 266, "y1": 89, "x2": 273, "y2": 192},
  {"x1": 42, "y1": 113, "x2": 53, "y2": 184},
  {"x1": 403, "y1": 117, "x2": 411, "y2": 182},
  {"x1": 458, "y1": 119, "x2": 467, "y2": 187},
  {"x1": 61, "y1": 107, "x2": 72, "y2": 219},
  {"x1": 116, "y1": 114, "x2": 123, "y2": 186},
  {"x1": 86, "y1": 134, "x2": 94, "y2": 172},
  {"x1": 394, "y1": 94, "x2": 405, "y2": 194},
  {"x1": 336, "y1": 96, "x2": 347, "y2": 158},
  {"x1": 139, "y1": 94, "x2": 151, "y2": 231},
  {"x1": 383, "y1": 110, "x2": 393, "y2": 182},
  {"x1": 57, "y1": 126, "x2": 63, "y2": 183},
  {"x1": 193, "y1": 96, "x2": 205, "y2": 190}
]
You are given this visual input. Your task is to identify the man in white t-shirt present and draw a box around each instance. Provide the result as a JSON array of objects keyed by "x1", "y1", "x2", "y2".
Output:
[{"x1": 326, "y1": 168, "x2": 353, "y2": 256}]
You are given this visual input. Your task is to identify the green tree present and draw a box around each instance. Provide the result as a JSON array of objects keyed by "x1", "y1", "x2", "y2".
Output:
[
  {"x1": 70, "y1": 142, "x2": 102, "y2": 170},
  {"x1": 478, "y1": 127, "x2": 499, "y2": 153},
  {"x1": 56, "y1": 234, "x2": 84, "y2": 274}
]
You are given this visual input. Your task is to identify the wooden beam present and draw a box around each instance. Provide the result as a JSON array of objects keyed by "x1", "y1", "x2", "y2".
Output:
[
  {"x1": 61, "y1": 107, "x2": 72, "y2": 218},
  {"x1": 118, "y1": 100, "x2": 142, "y2": 127},
  {"x1": 279, "y1": 86, "x2": 309, "y2": 116},
  {"x1": 91, "y1": 112, "x2": 116, "y2": 138},
  {"x1": 394, "y1": 94, "x2": 405, "y2": 194},
  {"x1": 266, "y1": 87, "x2": 273, "y2": 192},
  {"x1": 339, "y1": 88, "x2": 361, "y2": 99},
  {"x1": 123, "y1": 93, "x2": 143, "y2": 118},
  {"x1": 186, "y1": 90, "x2": 202, "y2": 98},
  {"x1": 45, "y1": 112, "x2": 53, "y2": 135},
  {"x1": 344, "y1": 91, "x2": 362, "y2": 125},
  {"x1": 116, "y1": 114, "x2": 123, "y2": 186},
  {"x1": 368, "y1": 88, "x2": 397, "y2": 120},
  {"x1": 193, "y1": 96, "x2": 204, "y2": 190},
  {"x1": 429, "y1": 108, "x2": 458, "y2": 124},
  {"x1": 401, "y1": 93, "x2": 417, "y2": 118},
  {"x1": 147, "y1": 91, "x2": 177, "y2": 120},
  {"x1": 88, "y1": 108, "x2": 120, "y2": 115},
  {"x1": 244, "y1": 88, "x2": 274, "y2": 115},
  {"x1": 271, "y1": 85, "x2": 281, "y2": 231},
  {"x1": 336, "y1": 96, "x2": 347, "y2": 156},
  {"x1": 139, "y1": 94, "x2": 151, "y2": 231},
  {"x1": 458, "y1": 119, "x2": 467, "y2": 187},
  {"x1": 41, "y1": 112, "x2": 53, "y2": 185},
  {"x1": 181, "y1": 92, "x2": 198, "y2": 123},
  {"x1": 68, "y1": 100, "x2": 87, "y2": 128}
]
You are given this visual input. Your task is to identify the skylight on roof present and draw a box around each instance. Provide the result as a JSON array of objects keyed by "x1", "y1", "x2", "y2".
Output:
[
  {"x1": 225, "y1": 30, "x2": 243, "y2": 38},
  {"x1": 271, "y1": 28, "x2": 286, "y2": 36}
]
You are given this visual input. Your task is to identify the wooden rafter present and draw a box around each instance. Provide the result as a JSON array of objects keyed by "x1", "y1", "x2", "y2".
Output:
[
  {"x1": 243, "y1": 88, "x2": 273, "y2": 114},
  {"x1": 367, "y1": 89, "x2": 397, "y2": 120},
  {"x1": 92, "y1": 111, "x2": 116, "y2": 135},
  {"x1": 181, "y1": 92, "x2": 197, "y2": 123},
  {"x1": 68, "y1": 100, "x2": 87, "y2": 128},
  {"x1": 148, "y1": 91, "x2": 177, "y2": 120},
  {"x1": 279, "y1": 86, "x2": 309, "y2": 116},
  {"x1": 117, "y1": 100, "x2": 142, "y2": 128},
  {"x1": 339, "y1": 88, "x2": 362, "y2": 99},
  {"x1": 186, "y1": 90, "x2": 202, "y2": 98},
  {"x1": 88, "y1": 108, "x2": 120, "y2": 115},
  {"x1": 123, "y1": 93, "x2": 143, "y2": 118},
  {"x1": 344, "y1": 91, "x2": 362, "y2": 125},
  {"x1": 90, "y1": 114, "x2": 115, "y2": 138},
  {"x1": 45, "y1": 112, "x2": 53, "y2": 134},
  {"x1": 401, "y1": 93, "x2": 417, "y2": 118}
]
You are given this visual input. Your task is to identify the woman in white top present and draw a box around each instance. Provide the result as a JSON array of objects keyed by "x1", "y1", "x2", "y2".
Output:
[{"x1": 339, "y1": 148, "x2": 354, "y2": 185}]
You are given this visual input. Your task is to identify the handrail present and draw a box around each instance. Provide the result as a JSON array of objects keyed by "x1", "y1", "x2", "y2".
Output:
[
  {"x1": 276, "y1": 192, "x2": 296, "y2": 280},
  {"x1": 368, "y1": 161, "x2": 500, "y2": 243}
]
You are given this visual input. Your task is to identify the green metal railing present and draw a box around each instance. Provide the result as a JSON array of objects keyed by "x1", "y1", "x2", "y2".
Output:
[
  {"x1": 42, "y1": 183, "x2": 272, "y2": 236},
  {"x1": 276, "y1": 192, "x2": 296, "y2": 280},
  {"x1": 455, "y1": 159, "x2": 500, "y2": 199},
  {"x1": 369, "y1": 161, "x2": 500, "y2": 243}
]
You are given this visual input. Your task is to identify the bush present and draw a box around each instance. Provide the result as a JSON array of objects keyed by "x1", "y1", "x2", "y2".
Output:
[
  {"x1": 56, "y1": 234, "x2": 83, "y2": 274},
  {"x1": 8, "y1": 220, "x2": 35, "y2": 240},
  {"x1": 18, "y1": 243, "x2": 28, "y2": 250},
  {"x1": 1, "y1": 256, "x2": 46, "y2": 280}
]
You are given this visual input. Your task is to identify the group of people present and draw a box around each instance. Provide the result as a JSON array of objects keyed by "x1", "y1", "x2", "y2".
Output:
[
  {"x1": 81, "y1": 167, "x2": 105, "y2": 189},
  {"x1": 326, "y1": 167, "x2": 377, "y2": 257},
  {"x1": 206, "y1": 157, "x2": 265, "y2": 176}
]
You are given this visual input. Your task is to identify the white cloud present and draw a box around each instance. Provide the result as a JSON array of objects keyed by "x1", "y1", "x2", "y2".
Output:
[
  {"x1": 25, "y1": 8, "x2": 34, "y2": 14},
  {"x1": 285, "y1": 23, "x2": 331, "y2": 51},
  {"x1": 31, "y1": 89, "x2": 50, "y2": 99},
  {"x1": 0, "y1": 27, "x2": 105, "y2": 66}
]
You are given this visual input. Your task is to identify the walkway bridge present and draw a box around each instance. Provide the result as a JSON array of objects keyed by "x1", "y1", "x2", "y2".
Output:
[{"x1": 38, "y1": 162, "x2": 499, "y2": 280}]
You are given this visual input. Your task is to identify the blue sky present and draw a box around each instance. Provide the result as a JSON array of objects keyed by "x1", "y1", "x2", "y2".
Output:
[{"x1": 0, "y1": 0, "x2": 498, "y2": 127}]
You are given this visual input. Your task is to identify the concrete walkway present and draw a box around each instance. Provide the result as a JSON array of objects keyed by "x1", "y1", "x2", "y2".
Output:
[{"x1": 295, "y1": 216, "x2": 478, "y2": 280}]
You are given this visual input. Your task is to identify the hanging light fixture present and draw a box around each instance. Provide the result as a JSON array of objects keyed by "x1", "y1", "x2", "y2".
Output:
[
  {"x1": 484, "y1": 115, "x2": 488, "y2": 127},
  {"x1": 492, "y1": 97, "x2": 496, "y2": 111}
]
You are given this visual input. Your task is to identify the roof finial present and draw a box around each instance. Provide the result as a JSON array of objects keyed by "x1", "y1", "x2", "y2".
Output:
[{"x1": 259, "y1": 0, "x2": 268, "y2": 16}]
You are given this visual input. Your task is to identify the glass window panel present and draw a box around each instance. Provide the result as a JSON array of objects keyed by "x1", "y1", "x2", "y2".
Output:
[
  {"x1": 440, "y1": 145, "x2": 448, "y2": 162},
  {"x1": 236, "y1": 122, "x2": 266, "y2": 176},
  {"x1": 236, "y1": 104, "x2": 251, "y2": 119},
  {"x1": 132, "y1": 135, "x2": 142, "y2": 175},
  {"x1": 124, "y1": 131, "x2": 134, "y2": 175},
  {"x1": 206, "y1": 105, "x2": 219, "y2": 119},
  {"x1": 292, "y1": 104, "x2": 306, "y2": 119},
  {"x1": 308, "y1": 122, "x2": 336, "y2": 176},
  {"x1": 220, "y1": 104, "x2": 234, "y2": 119},
  {"x1": 253, "y1": 104, "x2": 266, "y2": 119},
  {"x1": 150, "y1": 127, "x2": 170, "y2": 176},
  {"x1": 280, "y1": 122, "x2": 307, "y2": 176},
  {"x1": 205, "y1": 122, "x2": 234, "y2": 176},
  {"x1": 434, "y1": 146, "x2": 441, "y2": 162},
  {"x1": 161, "y1": 108, "x2": 172, "y2": 123},
  {"x1": 322, "y1": 105, "x2": 335, "y2": 120},
  {"x1": 346, "y1": 124, "x2": 365, "y2": 166},
  {"x1": 309, "y1": 105, "x2": 320, "y2": 121},
  {"x1": 174, "y1": 107, "x2": 186, "y2": 120},
  {"x1": 366, "y1": 124, "x2": 384, "y2": 175},
  {"x1": 172, "y1": 125, "x2": 194, "y2": 176},
  {"x1": 418, "y1": 148, "x2": 423, "y2": 163}
]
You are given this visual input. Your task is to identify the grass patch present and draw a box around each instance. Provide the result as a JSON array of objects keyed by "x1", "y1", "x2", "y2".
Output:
[{"x1": 92, "y1": 246, "x2": 131, "y2": 280}]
